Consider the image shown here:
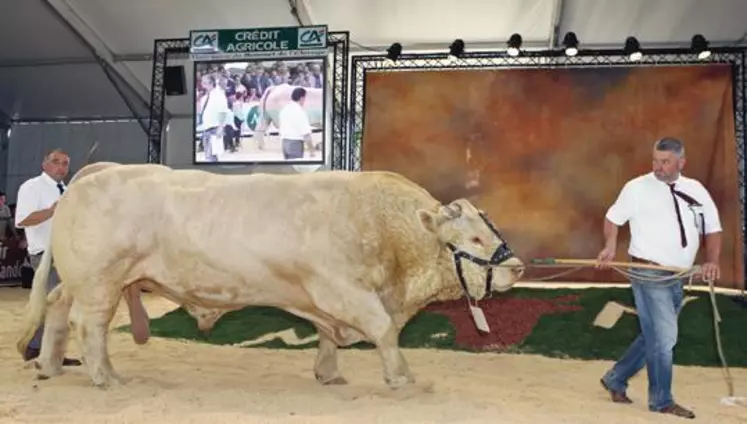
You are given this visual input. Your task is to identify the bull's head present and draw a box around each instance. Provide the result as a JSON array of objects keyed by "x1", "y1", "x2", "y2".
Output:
[{"x1": 417, "y1": 198, "x2": 525, "y2": 299}]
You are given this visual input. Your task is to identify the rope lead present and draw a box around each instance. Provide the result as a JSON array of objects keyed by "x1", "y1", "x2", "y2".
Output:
[{"x1": 508, "y1": 259, "x2": 743, "y2": 407}]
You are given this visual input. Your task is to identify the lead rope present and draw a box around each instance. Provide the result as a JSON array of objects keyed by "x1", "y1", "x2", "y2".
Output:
[
  {"x1": 702, "y1": 275, "x2": 744, "y2": 406},
  {"x1": 615, "y1": 266, "x2": 738, "y2": 404},
  {"x1": 514, "y1": 262, "x2": 743, "y2": 407},
  {"x1": 525, "y1": 265, "x2": 696, "y2": 284}
]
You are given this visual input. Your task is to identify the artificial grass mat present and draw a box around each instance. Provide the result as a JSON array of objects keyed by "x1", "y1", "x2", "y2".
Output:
[{"x1": 116, "y1": 287, "x2": 747, "y2": 368}]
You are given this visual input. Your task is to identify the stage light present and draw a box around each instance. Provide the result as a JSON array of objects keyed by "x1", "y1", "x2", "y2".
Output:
[
  {"x1": 691, "y1": 34, "x2": 711, "y2": 60},
  {"x1": 562, "y1": 32, "x2": 579, "y2": 56},
  {"x1": 448, "y1": 39, "x2": 465, "y2": 61},
  {"x1": 386, "y1": 42, "x2": 402, "y2": 62},
  {"x1": 624, "y1": 36, "x2": 642, "y2": 61},
  {"x1": 507, "y1": 33, "x2": 522, "y2": 57}
]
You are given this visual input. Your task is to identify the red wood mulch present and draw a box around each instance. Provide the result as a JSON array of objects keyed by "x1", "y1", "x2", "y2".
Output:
[{"x1": 424, "y1": 294, "x2": 583, "y2": 351}]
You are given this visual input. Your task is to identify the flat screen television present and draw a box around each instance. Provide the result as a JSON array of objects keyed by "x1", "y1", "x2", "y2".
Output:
[{"x1": 193, "y1": 57, "x2": 326, "y2": 165}]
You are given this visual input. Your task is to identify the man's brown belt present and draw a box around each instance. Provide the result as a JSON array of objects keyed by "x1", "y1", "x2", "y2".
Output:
[{"x1": 630, "y1": 255, "x2": 659, "y2": 266}]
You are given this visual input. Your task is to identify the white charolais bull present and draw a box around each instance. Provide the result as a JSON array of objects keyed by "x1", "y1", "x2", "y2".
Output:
[{"x1": 16, "y1": 166, "x2": 524, "y2": 389}]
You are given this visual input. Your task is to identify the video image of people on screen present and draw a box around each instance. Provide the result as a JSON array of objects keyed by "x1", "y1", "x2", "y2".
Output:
[{"x1": 194, "y1": 58, "x2": 326, "y2": 164}]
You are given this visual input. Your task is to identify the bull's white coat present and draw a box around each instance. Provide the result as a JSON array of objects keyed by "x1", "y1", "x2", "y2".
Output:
[{"x1": 16, "y1": 164, "x2": 524, "y2": 389}]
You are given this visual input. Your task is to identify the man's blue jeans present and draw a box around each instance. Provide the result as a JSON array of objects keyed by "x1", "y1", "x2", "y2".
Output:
[
  {"x1": 601, "y1": 267, "x2": 684, "y2": 411},
  {"x1": 28, "y1": 253, "x2": 61, "y2": 350}
]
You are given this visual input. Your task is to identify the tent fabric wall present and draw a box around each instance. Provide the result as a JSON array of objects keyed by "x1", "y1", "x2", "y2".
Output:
[{"x1": 4, "y1": 120, "x2": 147, "y2": 204}]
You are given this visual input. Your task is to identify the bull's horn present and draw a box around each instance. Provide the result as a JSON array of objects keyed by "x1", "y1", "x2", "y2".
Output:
[{"x1": 442, "y1": 202, "x2": 462, "y2": 219}]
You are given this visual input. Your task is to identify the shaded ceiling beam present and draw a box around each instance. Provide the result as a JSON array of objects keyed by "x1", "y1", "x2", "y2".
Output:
[
  {"x1": 288, "y1": 0, "x2": 316, "y2": 26},
  {"x1": 549, "y1": 0, "x2": 564, "y2": 48},
  {"x1": 0, "y1": 108, "x2": 10, "y2": 129},
  {"x1": 43, "y1": 0, "x2": 152, "y2": 124},
  {"x1": 0, "y1": 53, "x2": 159, "y2": 68},
  {"x1": 11, "y1": 113, "x2": 194, "y2": 125},
  {"x1": 0, "y1": 56, "x2": 98, "y2": 68}
]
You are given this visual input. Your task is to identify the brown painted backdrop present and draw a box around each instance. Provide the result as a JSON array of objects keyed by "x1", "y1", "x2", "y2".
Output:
[{"x1": 361, "y1": 64, "x2": 743, "y2": 289}]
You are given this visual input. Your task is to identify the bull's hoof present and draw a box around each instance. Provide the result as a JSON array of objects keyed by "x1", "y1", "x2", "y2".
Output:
[
  {"x1": 323, "y1": 376, "x2": 348, "y2": 385},
  {"x1": 315, "y1": 373, "x2": 348, "y2": 385},
  {"x1": 34, "y1": 361, "x2": 63, "y2": 379},
  {"x1": 385, "y1": 374, "x2": 413, "y2": 390},
  {"x1": 91, "y1": 373, "x2": 124, "y2": 389}
]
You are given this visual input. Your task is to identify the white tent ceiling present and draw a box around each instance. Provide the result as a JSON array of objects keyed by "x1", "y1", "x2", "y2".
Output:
[{"x1": 2, "y1": 0, "x2": 747, "y2": 125}]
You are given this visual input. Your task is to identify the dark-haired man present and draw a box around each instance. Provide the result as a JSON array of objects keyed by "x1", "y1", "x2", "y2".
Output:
[
  {"x1": 596, "y1": 137, "x2": 722, "y2": 419},
  {"x1": 15, "y1": 149, "x2": 81, "y2": 366}
]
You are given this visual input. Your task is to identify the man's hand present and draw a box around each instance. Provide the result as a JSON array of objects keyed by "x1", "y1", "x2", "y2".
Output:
[
  {"x1": 700, "y1": 262, "x2": 721, "y2": 282},
  {"x1": 16, "y1": 202, "x2": 59, "y2": 228},
  {"x1": 596, "y1": 245, "x2": 616, "y2": 269}
]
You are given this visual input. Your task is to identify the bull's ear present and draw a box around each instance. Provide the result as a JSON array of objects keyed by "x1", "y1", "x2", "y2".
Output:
[{"x1": 417, "y1": 209, "x2": 439, "y2": 233}]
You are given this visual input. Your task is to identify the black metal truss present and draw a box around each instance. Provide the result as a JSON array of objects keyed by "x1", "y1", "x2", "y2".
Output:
[
  {"x1": 350, "y1": 48, "x2": 747, "y2": 288},
  {"x1": 147, "y1": 32, "x2": 350, "y2": 169},
  {"x1": 326, "y1": 31, "x2": 350, "y2": 170},
  {"x1": 147, "y1": 38, "x2": 189, "y2": 164}
]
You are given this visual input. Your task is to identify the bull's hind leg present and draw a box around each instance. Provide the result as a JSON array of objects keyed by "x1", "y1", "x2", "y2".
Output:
[
  {"x1": 313, "y1": 330, "x2": 347, "y2": 385},
  {"x1": 72, "y1": 285, "x2": 123, "y2": 388},
  {"x1": 35, "y1": 286, "x2": 74, "y2": 380},
  {"x1": 253, "y1": 112, "x2": 270, "y2": 150}
]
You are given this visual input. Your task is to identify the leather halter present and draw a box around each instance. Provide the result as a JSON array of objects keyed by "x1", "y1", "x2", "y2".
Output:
[{"x1": 445, "y1": 211, "x2": 516, "y2": 301}]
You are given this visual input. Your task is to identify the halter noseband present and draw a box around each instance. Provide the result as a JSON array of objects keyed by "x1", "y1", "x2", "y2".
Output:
[{"x1": 445, "y1": 211, "x2": 516, "y2": 301}]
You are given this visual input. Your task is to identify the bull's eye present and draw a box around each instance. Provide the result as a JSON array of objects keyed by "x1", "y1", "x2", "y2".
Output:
[{"x1": 470, "y1": 236, "x2": 483, "y2": 246}]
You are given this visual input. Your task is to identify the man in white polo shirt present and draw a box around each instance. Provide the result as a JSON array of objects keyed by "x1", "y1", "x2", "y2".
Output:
[
  {"x1": 596, "y1": 137, "x2": 722, "y2": 419},
  {"x1": 197, "y1": 74, "x2": 230, "y2": 162},
  {"x1": 14, "y1": 149, "x2": 81, "y2": 366},
  {"x1": 279, "y1": 87, "x2": 315, "y2": 160}
]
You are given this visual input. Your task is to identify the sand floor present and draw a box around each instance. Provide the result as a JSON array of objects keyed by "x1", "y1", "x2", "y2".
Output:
[{"x1": 0, "y1": 285, "x2": 746, "y2": 424}]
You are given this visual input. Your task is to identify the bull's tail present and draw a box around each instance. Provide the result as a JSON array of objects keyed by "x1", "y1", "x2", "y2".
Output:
[
  {"x1": 254, "y1": 86, "x2": 277, "y2": 149},
  {"x1": 15, "y1": 247, "x2": 54, "y2": 355},
  {"x1": 259, "y1": 85, "x2": 275, "y2": 121}
]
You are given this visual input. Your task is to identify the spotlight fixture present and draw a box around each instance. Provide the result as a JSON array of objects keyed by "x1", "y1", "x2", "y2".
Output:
[
  {"x1": 691, "y1": 34, "x2": 711, "y2": 60},
  {"x1": 562, "y1": 32, "x2": 579, "y2": 56},
  {"x1": 507, "y1": 33, "x2": 522, "y2": 57},
  {"x1": 623, "y1": 36, "x2": 642, "y2": 61},
  {"x1": 386, "y1": 42, "x2": 402, "y2": 62},
  {"x1": 448, "y1": 39, "x2": 465, "y2": 61}
]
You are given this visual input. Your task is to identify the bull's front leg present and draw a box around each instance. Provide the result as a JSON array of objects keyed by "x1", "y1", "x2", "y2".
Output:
[
  {"x1": 313, "y1": 330, "x2": 347, "y2": 385},
  {"x1": 374, "y1": 323, "x2": 415, "y2": 389},
  {"x1": 307, "y1": 286, "x2": 414, "y2": 390}
]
